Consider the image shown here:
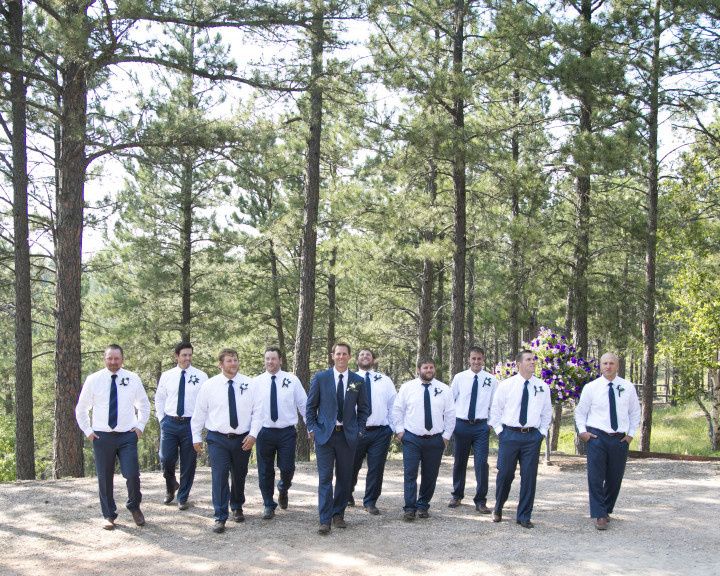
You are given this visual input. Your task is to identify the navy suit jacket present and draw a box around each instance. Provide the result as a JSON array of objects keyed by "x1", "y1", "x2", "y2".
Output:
[{"x1": 306, "y1": 368, "x2": 369, "y2": 448}]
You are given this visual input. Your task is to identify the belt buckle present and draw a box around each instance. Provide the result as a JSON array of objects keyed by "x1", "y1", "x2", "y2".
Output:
[
  {"x1": 520, "y1": 427, "x2": 531, "y2": 433},
  {"x1": 335, "y1": 425, "x2": 343, "y2": 432},
  {"x1": 468, "y1": 419, "x2": 476, "y2": 424}
]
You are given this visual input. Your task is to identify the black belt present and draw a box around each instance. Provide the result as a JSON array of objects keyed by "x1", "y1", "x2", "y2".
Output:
[
  {"x1": 210, "y1": 430, "x2": 248, "y2": 439},
  {"x1": 588, "y1": 426, "x2": 626, "y2": 438},
  {"x1": 169, "y1": 416, "x2": 191, "y2": 422},
  {"x1": 365, "y1": 425, "x2": 387, "y2": 431},
  {"x1": 505, "y1": 426, "x2": 536, "y2": 433},
  {"x1": 415, "y1": 432, "x2": 441, "y2": 439},
  {"x1": 458, "y1": 418, "x2": 487, "y2": 425}
]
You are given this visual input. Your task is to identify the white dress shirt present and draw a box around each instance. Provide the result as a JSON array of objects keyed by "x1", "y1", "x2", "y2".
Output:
[
  {"x1": 490, "y1": 373, "x2": 552, "y2": 436},
  {"x1": 255, "y1": 369, "x2": 308, "y2": 428},
  {"x1": 191, "y1": 373, "x2": 263, "y2": 443},
  {"x1": 356, "y1": 369, "x2": 396, "y2": 427},
  {"x1": 155, "y1": 364, "x2": 208, "y2": 420},
  {"x1": 75, "y1": 367, "x2": 151, "y2": 437},
  {"x1": 575, "y1": 375, "x2": 641, "y2": 437},
  {"x1": 451, "y1": 368, "x2": 497, "y2": 421},
  {"x1": 393, "y1": 378, "x2": 456, "y2": 440}
]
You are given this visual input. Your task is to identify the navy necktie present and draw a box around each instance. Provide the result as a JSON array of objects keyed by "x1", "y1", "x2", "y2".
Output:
[
  {"x1": 270, "y1": 374, "x2": 279, "y2": 422},
  {"x1": 608, "y1": 382, "x2": 618, "y2": 431},
  {"x1": 228, "y1": 380, "x2": 239, "y2": 429},
  {"x1": 177, "y1": 370, "x2": 186, "y2": 417},
  {"x1": 108, "y1": 374, "x2": 118, "y2": 429},
  {"x1": 519, "y1": 380, "x2": 529, "y2": 426},
  {"x1": 337, "y1": 374, "x2": 344, "y2": 423},
  {"x1": 468, "y1": 374, "x2": 479, "y2": 421},
  {"x1": 365, "y1": 372, "x2": 372, "y2": 415},
  {"x1": 422, "y1": 383, "x2": 432, "y2": 431}
]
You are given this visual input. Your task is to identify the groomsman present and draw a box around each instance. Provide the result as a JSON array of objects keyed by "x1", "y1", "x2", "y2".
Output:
[
  {"x1": 575, "y1": 352, "x2": 641, "y2": 530},
  {"x1": 306, "y1": 342, "x2": 370, "y2": 535},
  {"x1": 254, "y1": 346, "x2": 307, "y2": 520},
  {"x1": 349, "y1": 348, "x2": 396, "y2": 515},
  {"x1": 155, "y1": 342, "x2": 208, "y2": 509},
  {"x1": 191, "y1": 348, "x2": 262, "y2": 533},
  {"x1": 448, "y1": 346, "x2": 497, "y2": 513},
  {"x1": 75, "y1": 344, "x2": 150, "y2": 530},
  {"x1": 490, "y1": 349, "x2": 551, "y2": 528},
  {"x1": 393, "y1": 358, "x2": 455, "y2": 521}
]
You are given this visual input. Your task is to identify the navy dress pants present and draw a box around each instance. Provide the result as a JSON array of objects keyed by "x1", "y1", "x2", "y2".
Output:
[
  {"x1": 93, "y1": 430, "x2": 141, "y2": 520},
  {"x1": 585, "y1": 426, "x2": 630, "y2": 519},
  {"x1": 494, "y1": 428, "x2": 543, "y2": 522},
  {"x1": 206, "y1": 430, "x2": 250, "y2": 522},
  {"x1": 402, "y1": 431, "x2": 445, "y2": 512},
  {"x1": 351, "y1": 425, "x2": 393, "y2": 507},
  {"x1": 315, "y1": 428, "x2": 356, "y2": 525},
  {"x1": 451, "y1": 418, "x2": 490, "y2": 505},
  {"x1": 159, "y1": 416, "x2": 197, "y2": 504},
  {"x1": 256, "y1": 425, "x2": 297, "y2": 509}
]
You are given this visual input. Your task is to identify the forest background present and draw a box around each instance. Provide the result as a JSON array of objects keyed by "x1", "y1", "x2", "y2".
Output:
[{"x1": 1, "y1": 0, "x2": 720, "y2": 481}]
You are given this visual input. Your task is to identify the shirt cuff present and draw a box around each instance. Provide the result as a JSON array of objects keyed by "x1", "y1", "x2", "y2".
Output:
[
  {"x1": 442, "y1": 432, "x2": 452, "y2": 441},
  {"x1": 395, "y1": 426, "x2": 405, "y2": 435},
  {"x1": 493, "y1": 425, "x2": 503, "y2": 436},
  {"x1": 81, "y1": 426, "x2": 94, "y2": 438},
  {"x1": 576, "y1": 425, "x2": 587, "y2": 434}
]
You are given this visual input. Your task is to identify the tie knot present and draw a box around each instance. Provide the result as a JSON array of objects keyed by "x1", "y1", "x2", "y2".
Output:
[
  {"x1": 181, "y1": 370, "x2": 186, "y2": 375},
  {"x1": 523, "y1": 380, "x2": 529, "y2": 387},
  {"x1": 338, "y1": 374, "x2": 344, "y2": 383},
  {"x1": 228, "y1": 380, "x2": 234, "y2": 386},
  {"x1": 473, "y1": 374, "x2": 478, "y2": 382},
  {"x1": 608, "y1": 381, "x2": 614, "y2": 388},
  {"x1": 271, "y1": 375, "x2": 276, "y2": 382},
  {"x1": 111, "y1": 374, "x2": 117, "y2": 381},
  {"x1": 422, "y1": 382, "x2": 431, "y2": 388}
]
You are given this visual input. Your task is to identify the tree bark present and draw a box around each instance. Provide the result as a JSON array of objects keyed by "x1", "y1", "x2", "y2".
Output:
[
  {"x1": 640, "y1": 0, "x2": 661, "y2": 453},
  {"x1": 293, "y1": 1, "x2": 324, "y2": 461},
  {"x1": 550, "y1": 402, "x2": 562, "y2": 451},
  {"x1": 509, "y1": 84, "x2": 521, "y2": 358},
  {"x1": 268, "y1": 238, "x2": 287, "y2": 368},
  {"x1": 9, "y1": 0, "x2": 35, "y2": 480},
  {"x1": 417, "y1": 149, "x2": 438, "y2": 364},
  {"x1": 434, "y1": 264, "x2": 445, "y2": 381},
  {"x1": 466, "y1": 249, "x2": 475, "y2": 348},
  {"x1": 449, "y1": 0, "x2": 467, "y2": 381},
  {"x1": 53, "y1": 2, "x2": 89, "y2": 478},
  {"x1": 326, "y1": 245, "x2": 337, "y2": 365},
  {"x1": 180, "y1": 156, "x2": 193, "y2": 342}
]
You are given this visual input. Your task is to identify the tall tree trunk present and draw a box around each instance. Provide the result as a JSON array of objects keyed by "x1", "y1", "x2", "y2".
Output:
[
  {"x1": 417, "y1": 149, "x2": 438, "y2": 364},
  {"x1": 449, "y1": 0, "x2": 467, "y2": 380},
  {"x1": 180, "y1": 156, "x2": 193, "y2": 342},
  {"x1": 434, "y1": 264, "x2": 445, "y2": 381},
  {"x1": 640, "y1": 0, "x2": 661, "y2": 453},
  {"x1": 509, "y1": 84, "x2": 522, "y2": 358},
  {"x1": 571, "y1": 0, "x2": 593, "y2": 357},
  {"x1": 293, "y1": 2, "x2": 324, "y2": 461},
  {"x1": 550, "y1": 402, "x2": 562, "y2": 451},
  {"x1": 326, "y1": 245, "x2": 337, "y2": 365},
  {"x1": 268, "y1": 239, "x2": 287, "y2": 368},
  {"x1": 9, "y1": 0, "x2": 35, "y2": 480},
  {"x1": 466, "y1": 249, "x2": 475, "y2": 348},
  {"x1": 53, "y1": 3, "x2": 89, "y2": 478}
]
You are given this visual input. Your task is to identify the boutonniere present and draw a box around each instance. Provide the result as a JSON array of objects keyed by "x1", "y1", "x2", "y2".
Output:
[
  {"x1": 119, "y1": 377, "x2": 130, "y2": 387},
  {"x1": 533, "y1": 385, "x2": 544, "y2": 396},
  {"x1": 188, "y1": 375, "x2": 200, "y2": 386},
  {"x1": 282, "y1": 377, "x2": 291, "y2": 388},
  {"x1": 347, "y1": 382, "x2": 360, "y2": 393},
  {"x1": 433, "y1": 387, "x2": 442, "y2": 397},
  {"x1": 373, "y1": 374, "x2": 382, "y2": 382},
  {"x1": 617, "y1": 385, "x2": 625, "y2": 397},
  {"x1": 239, "y1": 382, "x2": 249, "y2": 395},
  {"x1": 482, "y1": 377, "x2": 493, "y2": 388}
]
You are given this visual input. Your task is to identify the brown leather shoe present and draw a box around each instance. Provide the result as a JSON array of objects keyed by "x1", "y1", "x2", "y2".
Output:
[
  {"x1": 102, "y1": 517, "x2": 115, "y2": 530},
  {"x1": 492, "y1": 511, "x2": 502, "y2": 523},
  {"x1": 517, "y1": 519, "x2": 534, "y2": 529},
  {"x1": 233, "y1": 508, "x2": 245, "y2": 523},
  {"x1": 447, "y1": 498, "x2": 462, "y2": 508},
  {"x1": 476, "y1": 504, "x2": 491, "y2": 514},
  {"x1": 278, "y1": 489, "x2": 289, "y2": 509},
  {"x1": 364, "y1": 505, "x2": 380, "y2": 515},
  {"x1": 332, "y1": 514, "x2": 347, "y2": 528},
  {"x1": 213, "y1": 520, "x2": 226, "y2": 533},
  {"x1": 403, "y1": 510, "x2": 416, "y2": 522},
  {"x1": 418, "y1": 509, "x2": 430, "y2": 519},
  {"x1": 164, "y1": 479, "x2": 180, "y2": 504},
  {"x1": 318, "y1": 523, "x2": 331, "y2": 535},
  {"x1": 178, "y1": 501, "x2": 190, "y2": 510},
  {"x1": 595, "y1": 517, "x2": 609, "y2": 530},
  {"x1": 131, "y1": 508, "x2": 145, "y2": 526}
]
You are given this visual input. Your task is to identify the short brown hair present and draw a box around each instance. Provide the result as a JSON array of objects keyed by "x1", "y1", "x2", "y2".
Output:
[
  {"x1": 515, "y1": 349, "x2": 533, "y2": 363},
  {"x1": 332, "y1": 341, "x2": 351, "y2": 355},
  {"x1": 468, "y1": 346, "x2": 485, "y2": 356},
  {"x1": 357, "y1": 348, "x2": 375, "y2": 360},
  {"x1": 218, "y1": 348, "x2": 238, "y2": 363},
  {"x1": 105, "y1": 344, "x2": 124, "y2": 357},
  {"x1": 416, "y1": 357, "x2": 435, "y2": 370},
  {"x1": 265, "y1": 346, "x2": 282, "y2": 358}
]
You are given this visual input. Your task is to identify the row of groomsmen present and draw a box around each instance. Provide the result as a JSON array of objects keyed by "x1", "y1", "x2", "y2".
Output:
[{"x1": 75, "y1": 341, "x2": 640, "y2": 534}]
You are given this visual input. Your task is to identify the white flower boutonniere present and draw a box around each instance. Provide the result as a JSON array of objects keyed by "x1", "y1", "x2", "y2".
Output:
[
  {"x1": 482, "y1": 377, "x2": 493, "y2": 388},
  {"x1": 282, "y1": 377, "x2": 291, "y2": 388},
  {"x1": 617, "y1": 385, "x2": 625, "y2": 398},
  {"x1": 373, "y1": 374, "x2": 382, "y2": 382},
  {"x1": 188, "y1": 375, "x2": 200, "y2": 386},
  {"x1": 347, "y1": 382, "x2": 360, "y2": 393},
  {"x1": 433, "y1": 387, "x2": 442, "y2": 397},
  {"x1": 239, "y1": 382, "x2": 249, "y2": 395},
  {"x1": 119, "y1": 377, "x2": 130, "y2": 387},
  {"x1": 533, "y1": 385, "x2": 544, "y2": 397}
]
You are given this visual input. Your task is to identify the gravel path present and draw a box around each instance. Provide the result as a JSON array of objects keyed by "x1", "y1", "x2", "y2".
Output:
[{"x1": 1, "y1": 455, "x2": 718, "y2": 576}]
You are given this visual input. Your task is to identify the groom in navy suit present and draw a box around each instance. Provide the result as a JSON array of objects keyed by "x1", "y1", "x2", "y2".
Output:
[{"x1": 306, "y1": 342, "x2": 370, "y2": 535}]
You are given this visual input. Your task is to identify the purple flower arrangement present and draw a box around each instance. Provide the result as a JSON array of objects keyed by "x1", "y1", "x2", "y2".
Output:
[{"x1": 495, "y1": 327, "x2": 599, "y2": 404}]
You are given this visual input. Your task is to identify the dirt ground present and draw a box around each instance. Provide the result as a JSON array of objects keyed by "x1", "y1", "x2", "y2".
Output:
[{"x1": 1, "y1": 454, "x2": 718, "y2": 576}]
